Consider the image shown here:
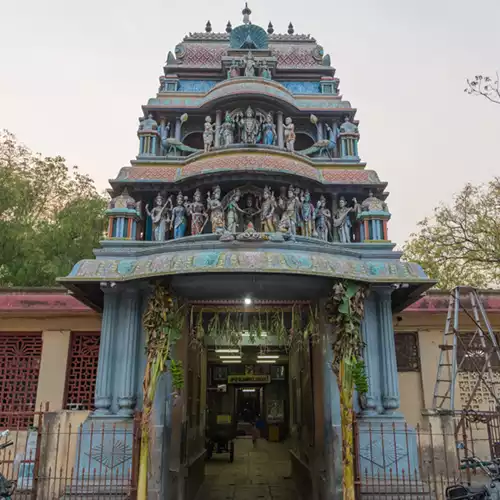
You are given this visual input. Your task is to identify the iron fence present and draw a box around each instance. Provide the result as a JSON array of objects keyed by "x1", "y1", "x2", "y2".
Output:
[
  {"x1": 354, "y1": 411, "x2": 500, "y2": 499},
  {"x1": 0, "y1": 406, "x2": 140, "y2": 499}
]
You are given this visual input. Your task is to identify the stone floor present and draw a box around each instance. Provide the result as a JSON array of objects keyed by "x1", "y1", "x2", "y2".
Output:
[{"x1": 196, "y1": 437, "x2": 299, "y2": 500}]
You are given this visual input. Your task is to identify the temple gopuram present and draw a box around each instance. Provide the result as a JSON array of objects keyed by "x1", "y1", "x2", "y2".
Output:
[{"x1": 58, "y1": 5, "x2": 434, "y2": 499}]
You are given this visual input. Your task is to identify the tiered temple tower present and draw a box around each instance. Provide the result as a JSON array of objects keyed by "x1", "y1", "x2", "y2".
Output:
[{"x1": 60, "y1": 6, "x2": 433, "y2": 499}]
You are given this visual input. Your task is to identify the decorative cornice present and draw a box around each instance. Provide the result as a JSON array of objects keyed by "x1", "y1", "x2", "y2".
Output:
[
  {"x1": 148, "y1": 78, "x2": 350, "y2": 111},
  {"x1": 113, "y1": 150, "x2": 381, "y2": 186},
  {"x1": 60, "y1": 246, "x2": 431, "y2": 285}
]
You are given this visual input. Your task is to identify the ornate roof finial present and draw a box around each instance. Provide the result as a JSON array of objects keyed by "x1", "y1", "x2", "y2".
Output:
[
  {"x1": 242, "y1": 2, "x2": 252, "y2": 25},
  {"x1": 267, "y1": 22, "x2": 274, "y2": 34},
  {"x1": 205, "y1": 20, "x2": 212, "y2": 33},
  {"x1": 288, "y1": 22, "x2": 294, "y2": 35},
  {"x1": 226, "y1": 21, "x2": 233, "y2": 33}
]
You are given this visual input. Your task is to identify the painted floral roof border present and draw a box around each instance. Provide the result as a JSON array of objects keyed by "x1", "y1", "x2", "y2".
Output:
[
  {"x1": 148, "y1": 79, "x2": 351, "y2": 111},
  {"x1": 61, "y1": 249, "x2": 431, "y2": 284},
  {"x1": 115, "y1": 152, "x2": 382, "y2": 185}
]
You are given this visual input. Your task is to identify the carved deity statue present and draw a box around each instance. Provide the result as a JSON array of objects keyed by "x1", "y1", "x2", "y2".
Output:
[
  {"x1": 207, "y1": 186, "x2": 225, "y2": 234},
  {"x1": 188, "y1": 189, "x2": 207, "y2": 236},
  {"x1": 340, "y1": 116, "x2": 358, "y2": 134},
  {"x1": 262, "y1": 113, "x2": 276, "y2": 146},
  {"x1": 315, "y1": 195, "x2": 332, "y2": 242},
  {"x1": 243, "y1": 195, "x2": 262, "y2": 228},
  {"x1": 238, "y1": 106, "x2": 260, "y2": 145},
  {"x1": 171, "y1": 192, "x2": 188, "y2": 239},
  {"x1": 225, "y1": 189, "x2": 244, "y2": 233},
  {"x1": 229, "y1": 60, "x2": 240, "y2": 78},
  {"x1": 300, "y1": 190, "x2": 316, "y2": 237},
  {"x1": 333, "y1": 196, "x2": 354, "y2": 243},
  {"x1": 203, "y1": 116, "x2": 216, "y2": 153},
  {"x1": 284, "y1": 117, "x2": 296, "y2": 152},
  {"x1": 260, "y1": 186, "x2": 277, "y2": 232},
  {"x1": 146, "y1": 193, "x2": 172, "y2": 242},
  {"x1": 220, "y1": 111, "x2": 235, "y2": 147},
  {"x1": 244, "y1": 51, "x2": 256, "y2": 77},
  {"x1": 260, "y1": 61, "x2": 271, "y2": 79},
  {"x1": 278, "y1": 186, "x2": 301, "y2": 237}
]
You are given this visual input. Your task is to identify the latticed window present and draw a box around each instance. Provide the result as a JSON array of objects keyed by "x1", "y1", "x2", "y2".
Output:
[
  {"x1": 395, "y1": 332, "x2": 420, "y2": 372},
  {"x1": 64, "y1": 332, "x2": 100, "y2": 410},
  {"x1": 457, "y1": 332, "x2": 500, "y2": 372},
  {"x1": 0, "y1": 333, "x2": 43, "y2": 428}
]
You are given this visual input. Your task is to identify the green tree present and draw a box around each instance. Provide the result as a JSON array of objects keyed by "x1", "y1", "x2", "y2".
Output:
[
  {"x1": 403, "y1": 178, "x2": 500, "y2": 290},
  {"x1": 0, "y1": 130, "x2": 107, "y2": 286}
]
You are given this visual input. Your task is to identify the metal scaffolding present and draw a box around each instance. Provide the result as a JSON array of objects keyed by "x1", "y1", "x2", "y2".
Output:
[{"x1": 432, "y1": 287, "x2": 500, "y2": 433}]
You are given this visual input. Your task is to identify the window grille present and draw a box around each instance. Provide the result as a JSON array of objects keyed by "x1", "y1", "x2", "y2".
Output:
[
  {"x1": 0, "y1": 333, "x2": 43, "y2": 428},
  {"x1": 395, "y1": 332, "x2": 421, "y2": 372},
  {"x1": 64, "y1": 332, "x2": 100, "y2": 411}
]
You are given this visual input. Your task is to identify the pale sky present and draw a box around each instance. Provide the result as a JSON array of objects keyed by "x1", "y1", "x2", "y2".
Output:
[{"x1": 1, "y1": 0, "x2": 498, "y2": 246}]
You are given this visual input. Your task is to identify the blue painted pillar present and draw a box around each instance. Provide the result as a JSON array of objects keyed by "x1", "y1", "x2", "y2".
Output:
[
  {"x1": 94, "y1": 287, "x2": 119, "y2": 415},
  {"x1": 117, "y1": 287, "x2": 141, "y2": 417},
  {"x1": 277, "y1": 111, "x2": 284, "y2": 148},
  {"x1": 320, "y1": 300, "x2": 343, "y2": 499},
  {"x1": 375, "y1": 286, "x2": 400, "y2": 414},
  {"x1": 361, "y1": 293, "x2": 383, "y2": 415}
]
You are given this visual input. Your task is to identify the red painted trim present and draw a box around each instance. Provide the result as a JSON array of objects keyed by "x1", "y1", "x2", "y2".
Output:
[
  {"x1": 405, "y1": 294, "x2": 500, "y2": 313},
  {"x1": 0, "y1": 293, "x2": 93, "y2": 313}
]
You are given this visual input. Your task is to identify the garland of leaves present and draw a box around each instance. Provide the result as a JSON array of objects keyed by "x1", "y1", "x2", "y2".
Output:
[
  {"x1": 189, "y1": 304, "x2": 320, "y2": 351},
  {"x1": 138, "y1": 284, "x2": 185, "y2": 500},
  {"x1": 325, "y1": 280, "x2": 368, "y2": 500}
]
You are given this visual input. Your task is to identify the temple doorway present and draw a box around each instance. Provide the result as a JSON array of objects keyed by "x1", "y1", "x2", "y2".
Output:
[{"x1": 171, "y1": 299, "x2": 322, "y2": 500}]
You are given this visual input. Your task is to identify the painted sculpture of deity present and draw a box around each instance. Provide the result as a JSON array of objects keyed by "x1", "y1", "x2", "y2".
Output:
[
  {"x1": 243, "y1": 195, "x2": 262, "y2": 228},
  {"x1": 203, "y1": 116, "x2": 216, "y2": 152},
  {"x1": 225, "y1": 189, "x2": 244, "y2": 233},
  {"x1": 300, "y1": 190, "x2": 316, "y2": 237},
  {"x1": 171, "y1": 192, "x2": 188, "y2": 239},
  {"x1": 244, "y1": 51, "x2": 256, "y2": 77},
  {"x1": 207, "y1": 186, "x2": 225, "y2": 234},
  {"x1": 278, "y1": 186, "x2": 301, "y2": 237},
  {"x1": 262, "y1": 113, "x2": 276, "y2": 146},
  {"x1": 260, "y1": 61, "x2": 271, "y2": 79},
  {"x1": 315, "y1": 195, "x2": 332, "y2": 242},
  {"x1": 333, "y1": 196, "x2": 354, "y2": 243},
  {"x1": 146, "y1": 193, "x2": 172, "y2": 242},
  {"x1": 284, "y1": 117, "x2": 296, "y2": 152},
  {"x1": 220, "y1": 112, "x2": 235, "y2": 147},
  {"x1": 188, "y1": 189, "x2": 207, "y2": 236},
  {"x1": 260, "y1": 186, "x2": 277, "y2": 232},
  {"x1": 229, "y1": 60, "x2": 240, "y2": 78},
  {"x1": 238, "y1": 106, "x2": 260, "y2": 145}
]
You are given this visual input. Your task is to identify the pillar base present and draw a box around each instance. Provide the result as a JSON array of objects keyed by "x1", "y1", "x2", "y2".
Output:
[
  {"x1": 72, "y1": 416, "x2": 136, "y2": 489},
  {"x1": 356, "y1": 415, "x2": 419, "y2": 480}
]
